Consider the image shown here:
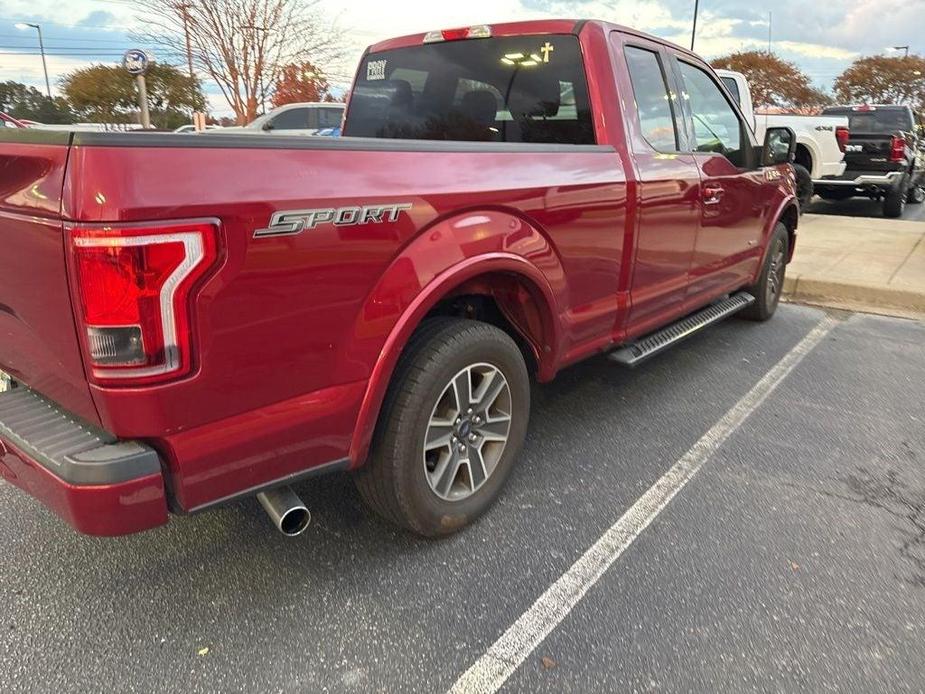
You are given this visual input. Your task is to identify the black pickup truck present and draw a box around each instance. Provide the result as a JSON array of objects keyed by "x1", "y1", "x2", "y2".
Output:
[{"x1": 815, "y1": 104, "x2": 924, "y2": 218}]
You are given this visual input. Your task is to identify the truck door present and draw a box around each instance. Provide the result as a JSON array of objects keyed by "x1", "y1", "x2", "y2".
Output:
[
  {"x1": 668, "y1": 55, "x2": 768, "y2": 305},
  {"x1": 612, "y1": 34, "x2": 701, "y2": 337}
]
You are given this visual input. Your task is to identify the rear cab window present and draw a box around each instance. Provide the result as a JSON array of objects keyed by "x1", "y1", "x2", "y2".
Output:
[
  {"x1": 344, "y1": 35, "x2": 595, "y2": 144},
  {"x1": 822, "y1": 106, "x2": 914, "y2": 135},
  {"x1": 624, "y1": 45, "x2": 679, "y2": 152},
  {"x1": 719, "y1": 76, "x2": 741, "y2": 107}
]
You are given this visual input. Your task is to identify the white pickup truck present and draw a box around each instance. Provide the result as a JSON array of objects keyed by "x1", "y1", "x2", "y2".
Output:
[{"x1": 716, "y1": 69, "x2": 848, "y2": 208}]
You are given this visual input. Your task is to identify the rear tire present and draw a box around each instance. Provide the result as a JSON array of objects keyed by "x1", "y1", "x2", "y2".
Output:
[
  {"x1": 354, "y1": 318, "x2": 530, "y2": 536},
  {"x1": 793, "y1": 164, "x2": 813, "y2": 211},
  {"x1": 883, "y1": 175, "x2": 909, "y2": 218},
  {"x1": 907, "y1": 180, "x2": 925, "y2": 205},
  {"x1": 741, "y1": 223, "x2": 788, "y2": 322}
]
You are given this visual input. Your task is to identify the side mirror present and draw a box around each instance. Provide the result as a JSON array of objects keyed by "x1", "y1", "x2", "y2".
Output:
[
  {"x1": 762, "y1": 126, "x2": 796, "y2": 166},
  {"x1": 262, "y1": 122, "x2": 274, "y2": 131}
]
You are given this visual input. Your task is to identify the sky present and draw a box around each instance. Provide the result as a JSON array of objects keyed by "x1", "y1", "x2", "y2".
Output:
[{"x1": 1, "y1": 0, "x2": 923, "y2": 118}]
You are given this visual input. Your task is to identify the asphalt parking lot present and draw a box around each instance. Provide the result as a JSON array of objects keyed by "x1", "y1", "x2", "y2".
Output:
[
  {"x1": 806, "y1": 196, "x2": 925, "y2": 222},
  {"x1": 2, "y1": 303, "x2": 924, "y2": 693}
]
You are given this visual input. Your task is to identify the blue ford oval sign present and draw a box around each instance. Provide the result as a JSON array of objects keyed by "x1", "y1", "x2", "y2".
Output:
[{"x1": 122, "y1": 49, "x2": 150, "y2": 76}]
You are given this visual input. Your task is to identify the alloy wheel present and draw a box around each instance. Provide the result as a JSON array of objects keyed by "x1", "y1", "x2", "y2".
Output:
[
  {"x1": 422, "y1": 363, "x2": 512, "y2": 501},
  {"x1": 766, "y1": 239, "x2": 785, "y2": 308}
]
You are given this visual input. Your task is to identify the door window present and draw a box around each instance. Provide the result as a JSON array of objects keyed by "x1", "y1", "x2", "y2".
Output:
[
  {"x1": 678, "y1": 62, "x2": 746, "y2": 167},
  {"x1": 624, "y1": 46, "x2": 678, "y2": 152},
  {"x1": 317, "y1": 108, "x2": 344, "y2": 129},
  {"x1": 269, "y1": 107, "x2": 309, "y2": 130}
]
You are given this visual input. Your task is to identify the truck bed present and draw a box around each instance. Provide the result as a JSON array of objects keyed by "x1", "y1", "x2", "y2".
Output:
[{"x1": 0, "y1": 128, "x2": 626, "y2": 511}]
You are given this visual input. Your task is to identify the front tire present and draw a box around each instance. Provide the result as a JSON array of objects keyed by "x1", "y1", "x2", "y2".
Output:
[
  {"x1": 741, "y1": 223, "x2": 788, "y2": 322},
  {"x1": 793, "y1": 164, "x2": 813, "y2": 211},
  {"x1": 354, "y1": 318, "x2": 530, "y2": 536}
]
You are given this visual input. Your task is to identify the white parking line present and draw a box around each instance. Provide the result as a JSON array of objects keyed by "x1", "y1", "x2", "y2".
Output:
[{"x1": 449, "y1": 316, "x2": 839, "y2": 694}]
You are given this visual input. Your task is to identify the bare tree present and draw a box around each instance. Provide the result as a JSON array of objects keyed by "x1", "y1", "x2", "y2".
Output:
[{"x1": 136, "y1": 0, "x2": 342, "y2": 124}]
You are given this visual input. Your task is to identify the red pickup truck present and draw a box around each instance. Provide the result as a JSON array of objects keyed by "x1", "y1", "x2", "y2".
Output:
[{"x1": 0, "y1": 19, "x2": 798, "y2": 538}]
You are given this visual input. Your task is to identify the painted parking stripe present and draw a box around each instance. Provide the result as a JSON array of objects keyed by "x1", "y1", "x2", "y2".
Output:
[{"x1": 449, "y1": 316, "x2": 839, "y2": 694}]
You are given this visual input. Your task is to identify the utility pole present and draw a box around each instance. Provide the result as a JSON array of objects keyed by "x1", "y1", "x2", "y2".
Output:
[
  {"x1": 181, "y1": 2, "x2": 194, "y2": 78},
  {"x1": 135, "y1": 75, "x2": 151, "y2": 129},
  {"x1": 15, "y1": 23, "x2": 50, "y2": 98},
  {"x1": 691, "y1": 0, "x2": 699, "y2": 51}
]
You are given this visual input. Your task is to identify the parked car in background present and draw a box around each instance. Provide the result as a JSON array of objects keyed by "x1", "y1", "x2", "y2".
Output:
[
  {"x1": 715, "y1": 69, "x2": 848, "y2": 209},
  {"x1": 0, "y1": 112, "x2": 25, "y2": 128},
  {"x1": 814, "y1": 104, "x2": 924, "y2": 217},
  {"x1": 0, "y1": 19, "x2": 799, "y2": 539},
  {"x1": 216, "y1": 102, "x2": 345, "y2": 136},
  {"x1": 26, "y1": 122, "x2": 146, "y2": 132},
  {"x1": 174, "y1": 124, "x2": 223, "y2": 133}
]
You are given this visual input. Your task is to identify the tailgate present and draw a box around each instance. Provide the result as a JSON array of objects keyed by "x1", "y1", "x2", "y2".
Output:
[
  {"x1": 843, "y1": 133, "x2": 897, "y2": 174},
  {"x1": 0, "y1": 133, "x2": 100, "y2": 424}
]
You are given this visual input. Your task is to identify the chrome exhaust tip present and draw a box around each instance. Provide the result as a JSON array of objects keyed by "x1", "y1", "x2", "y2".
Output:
[{"x1": 256, "y1": 486, "x2": 311, "y2": 536}]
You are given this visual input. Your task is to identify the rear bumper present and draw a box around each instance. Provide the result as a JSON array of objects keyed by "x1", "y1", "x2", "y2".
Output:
[
  {"x1": 814, "y1": 170, "x2": 904, "y2": 189},
  {"x1": 0, "y1": 386, "x2": 168, "y2": 536}
]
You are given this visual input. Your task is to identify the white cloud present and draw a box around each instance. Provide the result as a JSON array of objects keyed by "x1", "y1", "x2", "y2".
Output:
[
  {"x1": 0, "y1": 53, "x2": 101, "y2": 96},
  {"x1": 774, "y1": 41, "x2": 857, "y2": 61},
  {"x1": 2, "y1": 0, "x2": 139, "y2": 28}
]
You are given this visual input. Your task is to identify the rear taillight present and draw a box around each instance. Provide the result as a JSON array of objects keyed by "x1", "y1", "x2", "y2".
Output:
[
  {"x1": 835, "y1": 126, "x2": 850, "y2": 153},
  {"x1": 890, "y1": 136, "x2": 906, "y2": 162},
  {"x1": 423, "y1": 25, "x2": 491, "y2": 43},
  {"x1": 68, "y1": 220, "x2": 219, "y2": 385}
]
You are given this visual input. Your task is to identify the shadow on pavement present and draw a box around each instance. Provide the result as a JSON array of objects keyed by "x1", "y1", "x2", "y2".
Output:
[{"x1": 805, "y1": 196, "x2": 925, "y2": 222}]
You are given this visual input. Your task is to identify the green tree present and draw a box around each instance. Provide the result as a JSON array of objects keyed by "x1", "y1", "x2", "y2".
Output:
[
  {"x1": 711, "y1": 51, "x2": 831, "y2": 110},
  {"x1": 60, "y1": 63, "x2": 206, "y2": 129},
  {"x1": 834, "y1": 55, "x2": 925, "y2": 109},
  {"x1": 0, "y1": 81, "x2": 75, "y2": 123}
]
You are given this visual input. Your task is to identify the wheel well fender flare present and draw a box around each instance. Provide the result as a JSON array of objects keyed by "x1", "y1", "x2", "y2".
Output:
[
  {"x1": 345, "y1": 212, "x2": 565, "y2": 467},
  {"x1": 794, "y1": 138, "x2": 818, "y2": 177},
  {"x1": 753, "y1": 198, "x2": 799, "y2": 283}
]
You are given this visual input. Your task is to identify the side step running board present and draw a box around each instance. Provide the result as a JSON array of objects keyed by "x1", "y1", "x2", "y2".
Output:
[{"x1": 609, "y1": 292, "x2": 755, "y2": 368}]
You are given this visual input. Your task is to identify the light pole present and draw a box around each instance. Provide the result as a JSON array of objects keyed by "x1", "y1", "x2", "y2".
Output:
[
  {"x1": 15, "y1": 22, "x2": 51, "y2": 98},
  {"x1": 691, "y1": 0, "x2": 699, "y2": 51},
  {"x1": 893, "y1": 45, "x2": 910, "y2": 58}
]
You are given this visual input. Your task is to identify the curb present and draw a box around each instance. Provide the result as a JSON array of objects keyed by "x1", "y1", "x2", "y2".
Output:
[{"x1": 783, "y1": 276, "x2": 925, "y2": 319}]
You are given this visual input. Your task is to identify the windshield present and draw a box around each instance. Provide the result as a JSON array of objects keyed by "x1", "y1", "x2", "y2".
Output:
[
  {"x1": 344, "y1": 35, "x2": 595, "y2": 144},
  {"x1": 823, "y1": 107, "x2": 914, "y2": 135}
]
